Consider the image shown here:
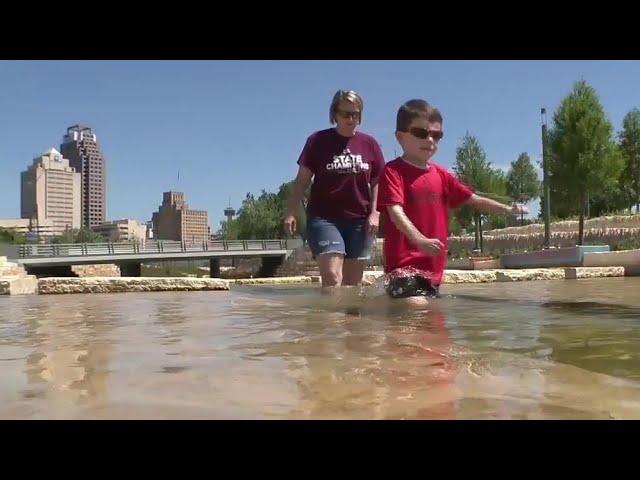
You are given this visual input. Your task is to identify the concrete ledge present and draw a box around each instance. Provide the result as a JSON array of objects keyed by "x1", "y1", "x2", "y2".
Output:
[
  {"x1": 363, "y1": 267, "x2": 636, "y2": 286},
  {"x1": 564, "y1": 267, "x2": 626, "y2": 279},
  {"x1": 6, "y1": 266, "x2": 638, "y2": 296},
  {"x1": 232, "y1": 276, "x2": 321, "y2": 285},
  {"x1": 625, "y1": 265, "x2": 640, "y2": 276},
  {"x1": 494, "y1": 268, "x2": 565, "y2": 282},
  {"x1": 72, "y1": 264, "x2": 121, "y2": 277},
  {"x1": 0, "y1": 264, "x2": 23, "y2": 276},
  {"x1": 38, "y1": 277, "x2": 230, "y2": 294},
  {"x1": 501, "y1": 245, "x2": 610, "y2": 268},
  {"x1": 0, "y1": 275, "x2": 38, "y2": 295},
  {"x1": 444, "y1": 270, "x2": 498, "y2": 283},
  {"x1": 471, "y1": 258, "x2": 502, "y2": 270},
  {"x1": 582, "y1": 249, "x2": 640, "y2": 267}
]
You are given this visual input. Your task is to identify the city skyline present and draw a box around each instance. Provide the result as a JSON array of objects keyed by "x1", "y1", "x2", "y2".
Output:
[
  {"x1": 3, "y1": 61, "x2": 640, "y2": 229},
  {"x1": 60, "y1": 125, "x2": 107, "y2": 229},
  {"x1": 20, "y1": 147, "x2": 81, "y2": 237}
]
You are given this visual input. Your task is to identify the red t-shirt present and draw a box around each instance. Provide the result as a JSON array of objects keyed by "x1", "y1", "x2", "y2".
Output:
[
  {"x1": 298, "y1": 128, "x2": 385, "y2": 220},
  {"x1": 377, "y1": 158, "x2": 473, "y2": 284}
]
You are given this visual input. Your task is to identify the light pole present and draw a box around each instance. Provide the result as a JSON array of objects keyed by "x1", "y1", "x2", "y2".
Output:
[{"x1": 542, "y1": 108, "x2": 551, "y2": 249}]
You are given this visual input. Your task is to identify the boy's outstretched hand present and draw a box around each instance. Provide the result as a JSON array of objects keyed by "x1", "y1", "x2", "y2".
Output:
[
  {"x1": 510, "y1": 203, "x2": 530, "y2": 215},
  {"x1": 415, "y1": 237, "x2": 445, "y2": 256}
]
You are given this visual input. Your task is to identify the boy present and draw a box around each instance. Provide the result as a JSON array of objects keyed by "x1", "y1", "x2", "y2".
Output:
[{"x1": 377, "y1": 99, "x2": 528, "y2": 300}]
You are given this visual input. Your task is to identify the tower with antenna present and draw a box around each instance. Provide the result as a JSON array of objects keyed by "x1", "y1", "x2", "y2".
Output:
[{"x1": 224, "y1": 198, "x2": 236, "y2": 224}]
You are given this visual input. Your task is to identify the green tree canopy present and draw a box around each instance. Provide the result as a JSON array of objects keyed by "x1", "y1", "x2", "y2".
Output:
[
  {"x1": 0, "y1": 228, "x2": 27, "y2": 244},
  {"x1": 619, "y1": 107, "x2": 640, "y2": 213},
  {"x1": 548, "y1": 79, "x2": 622, "y2": 243},
  {"x1": 218, "y1": 181, "x2": 306, "y2": 240},
  {"x1": 506, "y1": 152, "x2": 540, "y2": 203},
  {"x1": 51, "y1": 227, "x2": 104, "y2": 244},
  {"x1": 453, "y1": 133, "x2": 511, "y2": 252}
]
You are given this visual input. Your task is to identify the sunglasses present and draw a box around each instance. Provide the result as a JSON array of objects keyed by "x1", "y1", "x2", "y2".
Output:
[
  {"x1": 336, "y1": 109, "x2": 361, "y2": 120},
  {"x1": 405, "y1": 127, "x2": 444, "y2": 141}
]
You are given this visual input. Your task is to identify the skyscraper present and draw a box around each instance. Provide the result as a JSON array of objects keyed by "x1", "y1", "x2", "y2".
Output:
[
  {"x1": 60, "y1": 125, "x2": 106, "y2": 229},
  {"x1": 152, "y1": 191, "x2": 209, "y2": 243},
  {"x1": 20, "y1": 148, "x2": 81, "y2": 237}
]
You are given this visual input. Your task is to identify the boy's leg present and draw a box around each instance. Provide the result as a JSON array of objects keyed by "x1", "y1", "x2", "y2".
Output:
[
  {"x1": 384, "y1": 268, "x2": 437, "y2": 301},
  {"x1": 306, "y1": 216, "x2": 347, "y2": 288},
  {"x1": 416, "y1": 276, "x2": 441, "y2": 298},
  {"x1": 385, "y1": 274, "x2": 422, "y2": 298}
]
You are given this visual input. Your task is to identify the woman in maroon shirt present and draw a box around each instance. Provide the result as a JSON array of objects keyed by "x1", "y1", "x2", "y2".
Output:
[{"x1": 284, "y1": 90, "x2": 385, "y2": 288}]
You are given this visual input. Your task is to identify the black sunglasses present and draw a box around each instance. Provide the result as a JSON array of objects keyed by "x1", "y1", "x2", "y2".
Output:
[
  {"x1": 336, "y1": 109, "x2": 361, "y2": 120},
  {"x1": 405, "y1": 127, "x2": 444, "y2": 141}
]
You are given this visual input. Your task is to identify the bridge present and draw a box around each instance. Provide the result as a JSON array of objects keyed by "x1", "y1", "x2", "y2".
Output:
[{"x1": 0, "y1": 239, "x2": 303, "y2": 277}]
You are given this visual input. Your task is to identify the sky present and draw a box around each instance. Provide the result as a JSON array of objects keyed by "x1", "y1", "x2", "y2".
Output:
[{"x1": 2, "y1": 60, "x2": 640, "y2": 230}]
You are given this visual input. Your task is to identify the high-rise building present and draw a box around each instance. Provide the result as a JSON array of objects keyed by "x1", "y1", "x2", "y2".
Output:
[
  {"x1": 20, "y1": 148, "x2": 81, "y2": 237},
  {"x1": 60, "y1": 125, "x2": 106, "y2": 229},
  {"x1": 94, "y1": 219, "x2": 148, "y2": 243},
  {"x1": 152, "y1": 191, "x2": 209, "y2": 243}
]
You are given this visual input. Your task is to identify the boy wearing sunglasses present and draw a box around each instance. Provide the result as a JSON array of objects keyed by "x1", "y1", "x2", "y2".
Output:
[{"x1": 377, "y1": 99, "x2": 528, "y2": 301}]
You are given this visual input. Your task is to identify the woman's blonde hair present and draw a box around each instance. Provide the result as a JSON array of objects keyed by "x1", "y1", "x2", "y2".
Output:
[{"x1": 329, "y1": 90, "x2": 364, "y2": 125}]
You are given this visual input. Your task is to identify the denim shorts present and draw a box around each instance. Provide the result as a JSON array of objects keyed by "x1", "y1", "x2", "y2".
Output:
[{"x1": 306, "y1": 216, "x2": 373, "y2": 260}]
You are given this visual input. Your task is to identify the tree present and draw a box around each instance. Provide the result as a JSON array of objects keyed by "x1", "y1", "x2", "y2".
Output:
[
  {"x1": 216, "y1": 181, "x2": 306, "y2": 240},
  {"x1": 506, "y1": 153, "x2": 540, "y2": 225},
  {"x1": 454, "y1": 133, "x2": 508, "y2": 253},
  {"x1": 218, "y1": 216, "x2": 240, "y2": 240},
  {"x1": 0, "y1": 228, "x2": 26, "y2": 244},
  {"x1": 548, "y1": 80, "x2": 622, "y2": 244},
  {"x1": 51, "y1": 227, "x2": 104, "y2": 244},
  {"x1": 277, "y1": 181, "x2": 307, "y2": 240},
  {"x1": 619, "y1": 108, "x2": 640, "y2": 213},
  {"x1": 587, "y1": 170, "x2": 629, "y2": 217}
]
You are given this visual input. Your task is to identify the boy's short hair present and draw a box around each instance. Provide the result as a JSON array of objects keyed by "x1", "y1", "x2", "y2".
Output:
[
  {"x1": 330, "y1": 90, "x2": 364, "y2": 125},
  {"x1": 396, "y1": 99, "x2": 443, "y2": 131}
]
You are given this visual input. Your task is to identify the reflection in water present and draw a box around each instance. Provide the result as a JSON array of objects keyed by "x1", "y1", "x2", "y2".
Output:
[
  {"x1": 245, "y1": 296, "x2": 460, "y2": 419},
  {"x1": 1, "y1": 278, "x2": 640, "y2": 419},
  {"x1": 15, "y1": 297, "x2": 115, "y2": 418}
]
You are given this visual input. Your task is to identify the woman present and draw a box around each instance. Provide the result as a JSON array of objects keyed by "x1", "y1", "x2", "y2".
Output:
[{"x1": 283, "y1": 90, "x2": 385, "y2": 288}]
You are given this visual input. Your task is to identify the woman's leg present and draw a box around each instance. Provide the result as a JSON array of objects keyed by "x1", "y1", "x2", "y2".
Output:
[
  {"x1": 318, "y1": 253, "x2": 344, "y2": 287},
  {"x1": 342, "y1": 258, "x2": 365, "y2": 286},
  {"x1": 341, "y1": 219, "x2": 373, "y2": 286},
  {"x1": 307, "y1": 216, "x2": 347, "y2": 288}
]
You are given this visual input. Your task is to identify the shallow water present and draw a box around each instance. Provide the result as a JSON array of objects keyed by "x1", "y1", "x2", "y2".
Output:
[{"x1": 2, "y1": 277, "x2": 640, "y2": 419}]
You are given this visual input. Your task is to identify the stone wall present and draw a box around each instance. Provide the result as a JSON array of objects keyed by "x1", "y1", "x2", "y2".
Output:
[
  {"x1": 0, "y1": 255, "x2": 38, "y2": 295},
  {"x1": 38, "y1": 277, "x2": 229, "y2": 294},
  {"x1": 71, "y1": 264, "x2": 121, "y2": 277},
  {"x1": 361, "y1": 266, "x2": 637, "y2": 285}
]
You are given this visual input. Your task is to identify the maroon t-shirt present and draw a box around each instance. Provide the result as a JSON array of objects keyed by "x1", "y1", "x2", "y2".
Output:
[
  {"x1": 297, "y1": 128, "x2": 385, "y2": 220},
  {"x1": 377, "y1": 158, "x2": 474, "y2": 285}
]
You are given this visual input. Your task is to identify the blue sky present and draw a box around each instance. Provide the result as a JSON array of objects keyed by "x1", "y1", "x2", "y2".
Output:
[{"x1": 2, "y1": 60, "x2": 640, "y2": 229}]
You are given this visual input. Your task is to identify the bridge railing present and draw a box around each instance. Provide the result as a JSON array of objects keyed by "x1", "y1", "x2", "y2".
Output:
[{"x1": 17, "y1": 238, "x2": 302, "y2": 259}]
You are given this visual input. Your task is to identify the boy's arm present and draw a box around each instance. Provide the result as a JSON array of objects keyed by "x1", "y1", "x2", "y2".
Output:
[
  {"x1": 386, "y1": 204, "x2": 445, "y2": 256},
  {"x1": 464, "y1": 194, "x2": 529, "y2": 215}
]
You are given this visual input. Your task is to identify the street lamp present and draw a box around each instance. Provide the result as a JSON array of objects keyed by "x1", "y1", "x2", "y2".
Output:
[{"x1": 541, "y1": 108, "x2": 551, "y2": 249}]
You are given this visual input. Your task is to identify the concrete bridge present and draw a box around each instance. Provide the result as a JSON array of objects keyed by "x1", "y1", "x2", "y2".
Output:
[{"x1": 0, "y1": 239, "x2": 303, "y2": 277}]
